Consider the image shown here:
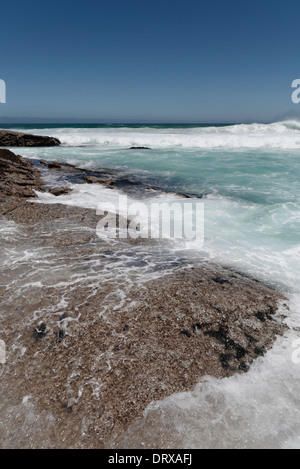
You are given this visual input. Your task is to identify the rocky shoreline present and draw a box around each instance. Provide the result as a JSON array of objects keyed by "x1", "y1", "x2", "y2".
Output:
[
  {"x1": 0, "y1": 147, "x2": 288, "y2": 448},
  {"x1": 0, "y1": 130, "x2": 60, "y2": 147},
  {"x1": 0, "y1": 149, "x2": 44, "y2": 199}
]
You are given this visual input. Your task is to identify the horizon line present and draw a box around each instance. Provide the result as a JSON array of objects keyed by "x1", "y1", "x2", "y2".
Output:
[{"x1": 0, "y1": 118, "x2": 269, "y2": 126}]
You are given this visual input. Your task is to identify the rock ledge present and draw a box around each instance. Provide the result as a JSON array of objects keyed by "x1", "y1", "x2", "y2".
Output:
[{"x1": 0, "y1": 129, "x2": 60, "y2": 147}]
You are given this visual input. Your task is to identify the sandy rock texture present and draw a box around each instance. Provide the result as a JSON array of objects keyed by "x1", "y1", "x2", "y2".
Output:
[{"x1": 0, "y1": 149, "x2": 44, "y2": 199}]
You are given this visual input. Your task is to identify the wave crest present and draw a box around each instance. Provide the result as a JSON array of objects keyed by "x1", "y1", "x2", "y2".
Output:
[{"x1": 16, "y1": 120, "x2": 300, "y2": 150}]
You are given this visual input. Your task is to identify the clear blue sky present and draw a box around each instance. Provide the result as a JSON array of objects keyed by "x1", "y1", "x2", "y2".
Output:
[{"x1": 0, "y1": 0, "x2": 300, "y2": 123}]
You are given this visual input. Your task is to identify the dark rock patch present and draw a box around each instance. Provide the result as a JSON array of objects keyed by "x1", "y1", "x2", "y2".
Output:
[
  {"x1": 84, "y1": 176, "x2": 116, "y2": 185},
  {"x1": 181, "y1": 329, "x2": 192, "y2": 338},
  {"x1": 220, "y1": 353, "x2": 232, "y2": 369},
  {"x1": 212, "y1": 277, "x2": 231, "y2": 285},
  {"x1": 129, "y1": 146, "x2": 151, "y2": 150},
  {"x1": 239, "y1": 362, "x2": 249, "y2": 372},
  {"x1": 41, "y1": 161, "x2": 62, "y2": 169},
  {"x1": 256, "y1": 312, "x2": 266, "y2": 322},
  {"x1": 254, "y1": 347, "x2": 265, "y2": 356},
  {"x1": 33, "y1": 323, "x2": 47, "y2": 340},
  {"x1": 49, "y1": 187, "x2": 72, "y2": 196},
  {"x1": 192, "y1": 323, "x2": 202, "y2": 332},
  {"x1": 57, "y1": 330, "x2": 66, "y2": 342}
]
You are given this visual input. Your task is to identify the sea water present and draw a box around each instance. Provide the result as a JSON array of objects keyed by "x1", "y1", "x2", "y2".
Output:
[{"x1": 1, "y1": 121, "x2": 300, "y2": 448}]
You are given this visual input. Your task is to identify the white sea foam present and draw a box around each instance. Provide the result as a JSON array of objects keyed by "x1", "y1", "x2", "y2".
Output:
[
  {"x1": 32, "y1": 183, "x2": 300, "y2": 292},
  {"x1": 12, "y1": 120, "x2": 300, "y2": 150}
]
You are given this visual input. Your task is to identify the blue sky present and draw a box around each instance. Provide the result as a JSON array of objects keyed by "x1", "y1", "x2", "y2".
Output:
[{"x1": 0, "y1": 0, "x2": 300, "y2": 123}]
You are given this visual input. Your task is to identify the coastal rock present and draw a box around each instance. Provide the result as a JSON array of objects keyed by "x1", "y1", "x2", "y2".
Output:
[
  {"x1": 129, "y1": 146, "x2": 151, "y2": 150},
  {"x1": 0, "y1": 197, "x2": 288, "y2": 448},
  {"x1": 0, "y1": 148, "x2": 44, "y2": 199},
  {"x1": 38, "y1": 159, "x2": 197, "y2": 198},
  {"x1": 40, "y1": 161, "x2": 62, "y2": 169},
  {"x1": 0, "y1": 149, "x2": 289, "y2": 449},
  {"x1": 49, "y1": 186, "x2": 72, "y2": 196},
  {"x1": 84, "y1": 175, "x2": 116, "y2": 185},
  {"x1": 0, "y1": 130, "x2": 60, "y2": 147}
]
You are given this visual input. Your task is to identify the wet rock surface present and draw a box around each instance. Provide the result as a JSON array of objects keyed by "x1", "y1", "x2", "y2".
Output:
[
  {"x1": 0, "y1": 149, "x2": 289, "y2": 449},
  {"x1": 0, "y1": 149, "x2": 44, "y2": 199},
  {"x1": 40, "y1": 161, "x2": 62, "y2": 169},
  {"x1": 49, "y1": 186, "x2": 73, "y2": 196},
  {"x1": 84, "y1": 175, "x2": 116, "y2": 186},
  {"x1": 37, "y1": 158, "x2": 204, "y2": 199}
]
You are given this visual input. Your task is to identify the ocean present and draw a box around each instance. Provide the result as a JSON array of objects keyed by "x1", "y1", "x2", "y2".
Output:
[{"x1": 1, "y1": 121, "x2": 300, "y2": 448}]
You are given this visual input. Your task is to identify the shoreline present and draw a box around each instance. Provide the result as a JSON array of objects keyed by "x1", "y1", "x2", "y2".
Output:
[{"x1": 0, "y1": 147, "x2": 289, "y2": 448}]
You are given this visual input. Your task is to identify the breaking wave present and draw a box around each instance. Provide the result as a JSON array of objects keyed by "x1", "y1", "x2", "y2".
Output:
[{"x1": 15, "y1": 120, "x2": 300, "y2": 150}]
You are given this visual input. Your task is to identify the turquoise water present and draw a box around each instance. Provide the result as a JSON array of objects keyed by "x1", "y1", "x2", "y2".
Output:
[
  {"x1": 2, "y1": 122, "x2": 300, "y2": 448},
  {"x1": 6, "y1": 121, "x2": 300, "y2": 291}
]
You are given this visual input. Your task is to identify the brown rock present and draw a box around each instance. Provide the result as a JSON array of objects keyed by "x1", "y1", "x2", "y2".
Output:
[
  {"x1": 0, "y1": 198, "x2": 288, "y2": 449},
  {"x1": 40, "y1": 161, "x2": 62, "y2": 169},
  {"x1": 0, "y1": 148, "x2": 44, "y2": 199},
  {"x1": 85, "y1": 175, "x2": 116, "y2": 185},
  {"x1": 49, "y1": 187, "x2": 72, "y2": 196},
  {"x1": 0, "y1": 130, "x2": 60, "y2": 147}
]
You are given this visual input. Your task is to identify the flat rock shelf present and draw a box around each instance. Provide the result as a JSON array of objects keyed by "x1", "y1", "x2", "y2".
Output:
[{"x1": 0, "y1": 147, "x2": 288, "y2": 449}]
